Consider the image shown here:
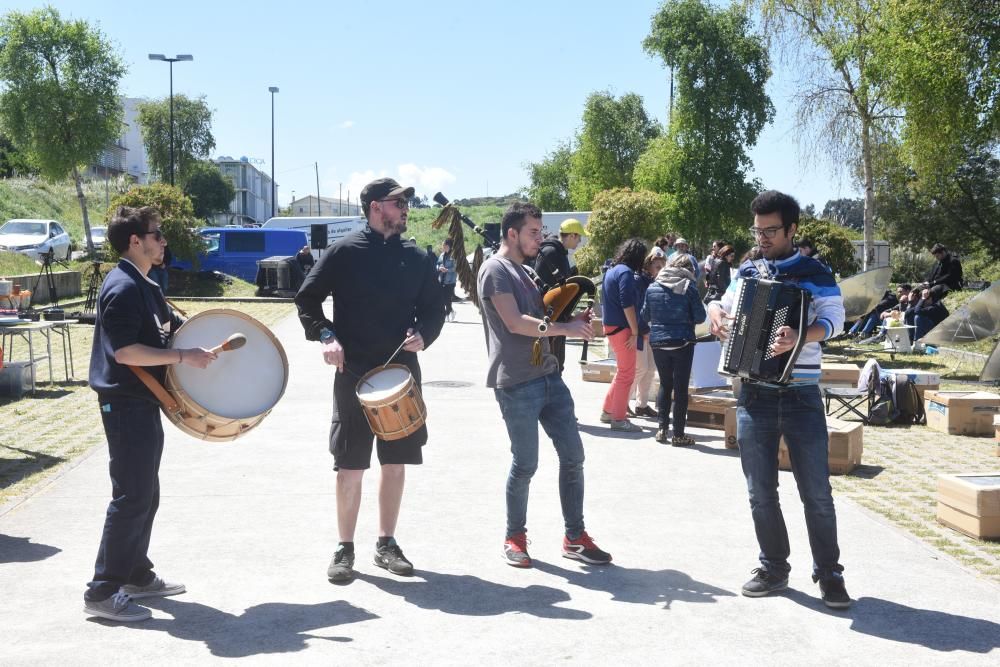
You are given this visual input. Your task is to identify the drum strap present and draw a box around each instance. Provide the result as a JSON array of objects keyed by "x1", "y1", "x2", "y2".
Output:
[{"x1": 128, "y1": 365, "x2": 183, "y2": 416}]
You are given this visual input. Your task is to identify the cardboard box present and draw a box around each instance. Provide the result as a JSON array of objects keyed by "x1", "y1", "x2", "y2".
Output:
[
  {"x1": 778, "y1": 417, "x2": 863, "y2": 475},
  {"x1": 0, "y1": 360, "x2": 34, "y2": 398},
  {"x1": 924, "y1": 391, "x2": 1000, "y2": 436},
  {"x1": 881, "y1": 368, "x2": 941, "y2": 402},
  {"x1": 820, "y1": 362, "x2": 861, "y2": 388},
  {"x1": 687, "y1": 392, "x2": 738, "y2": 449},
  {"x1": 936, "y1": 474, "x2": 1000, "y2": 539},
  {"x1": 580, "y1": 358, "x2": 616, "y2": 383}
]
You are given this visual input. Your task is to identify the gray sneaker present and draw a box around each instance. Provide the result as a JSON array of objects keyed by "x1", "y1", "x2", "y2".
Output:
[
  {"x1": 120, "y1": 576, "x2": 185, "y2": 599},
  {"x1": 610, "y1": 419, "x2": 642, "y2": 432},
  {"x1": 599, "y1": 411, "x2": 613, "y2": 423},
  {"x1": 327, "y1": 546, "x2": 355, "y2": 582},
  {"x1": 84, "y1": 591, "x2": 151, "y2": 622}
]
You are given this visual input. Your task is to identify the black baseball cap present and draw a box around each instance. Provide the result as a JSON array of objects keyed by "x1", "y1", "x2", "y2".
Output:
[{"x1": 360, "y1": 178, "x2": 415, "y2": 217}]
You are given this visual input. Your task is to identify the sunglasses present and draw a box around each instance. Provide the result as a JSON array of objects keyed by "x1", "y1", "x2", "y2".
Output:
[
  {"x1": 138, "y1": 229, "x2": 164, "y2": 241},
  {"x1": 377, "y1": 198, "x2": 409, "y2": 210},
  {"x1": 747, "y1": 225, "x2": 785, "y2": 239}
]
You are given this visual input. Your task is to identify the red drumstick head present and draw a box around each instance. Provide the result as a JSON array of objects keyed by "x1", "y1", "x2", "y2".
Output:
[{"x1": 221, "y1": 333, "x2": 247, "y2": 352}]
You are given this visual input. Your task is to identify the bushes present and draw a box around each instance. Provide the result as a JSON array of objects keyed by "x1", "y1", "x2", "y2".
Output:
[
  {"x1": 106, "y1": 183, "x2": 204, "y2": 264},
  {"x1": 575, "y1": 188, "x2": 669, "y2": 276}
]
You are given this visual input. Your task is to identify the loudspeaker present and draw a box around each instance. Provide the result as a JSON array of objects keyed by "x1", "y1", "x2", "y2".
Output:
[{"x1": 311, "y1": 224, "x2": 328, "y2": 250}]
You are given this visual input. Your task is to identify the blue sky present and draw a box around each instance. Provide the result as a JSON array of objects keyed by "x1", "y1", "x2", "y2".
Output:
[{"x1": 13, "y1": 0, "x2": 860, "y2": 210}]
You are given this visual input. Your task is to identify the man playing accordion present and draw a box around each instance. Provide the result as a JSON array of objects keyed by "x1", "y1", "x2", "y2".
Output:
[{"x1": 708, "y1": 190, "x2": 851, "y2": 609}]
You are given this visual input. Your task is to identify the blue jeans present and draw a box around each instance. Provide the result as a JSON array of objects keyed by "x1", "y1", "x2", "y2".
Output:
[
  {"x1": 914, "y1": 314, "x2": 936, "y2": 342},
  {"x1": 849, "y1": 312, "x2": 878, "y2": 336},
  {"x1": 87, "y1": 398, "x2": 164, "y2": 600},
  {"x1": 494, "y1": 373, "x2": 585, "y2": 540},
  {"x1": 652, "y1": 344, "x2": 695, "y2": 435},
  {"x1": 736, "y1": 383, "x2": 843, "y2": 579}
]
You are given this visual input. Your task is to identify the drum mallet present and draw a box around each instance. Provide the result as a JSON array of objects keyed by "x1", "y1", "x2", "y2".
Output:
[{"x1": 209, "y1": 333, "x2": 248, "y2": 355}]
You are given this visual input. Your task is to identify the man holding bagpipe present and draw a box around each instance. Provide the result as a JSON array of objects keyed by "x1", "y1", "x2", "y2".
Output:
[
  {"x1": 532, "y1": 219, "x2": 587, "y2": 373},
  {"x1": 708, "y1": 190, "x2": 851, "y2": 609},
  {"x1": 478, "y1": 203, "x2": 612, "y2": 569}
]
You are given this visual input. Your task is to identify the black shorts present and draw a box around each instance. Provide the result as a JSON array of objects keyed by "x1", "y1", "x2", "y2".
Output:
[{"x1": 329, "y1": 353, "x2": 426, "y2": 470}]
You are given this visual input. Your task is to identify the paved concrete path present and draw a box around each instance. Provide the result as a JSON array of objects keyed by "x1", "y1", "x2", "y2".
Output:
[{"x1": 2, "y1": 300, "x2": 998, "y2": 665}]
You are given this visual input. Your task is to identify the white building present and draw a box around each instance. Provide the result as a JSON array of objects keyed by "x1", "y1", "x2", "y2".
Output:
[
  {"x1": 213, "y1": 156, "x2": 277, "y2": 226},
  {"x1": 86, "y1": 97, "x2": 150, "y2": 185},
  {"x1": 289, "y1": 195, "x2": 360, "y2": 217}
]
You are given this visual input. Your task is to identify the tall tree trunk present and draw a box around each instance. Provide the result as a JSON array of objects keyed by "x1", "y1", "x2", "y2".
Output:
[
  {"x1": 860, "y1": 116, "x2": 875, "y2": 271},
  {"x1": 73, "y1": 166, "x2": 94, "y2": 256}
]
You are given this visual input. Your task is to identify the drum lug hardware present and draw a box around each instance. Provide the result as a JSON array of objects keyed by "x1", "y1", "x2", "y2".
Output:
[{"x1": 391, "y1": 405, "x2": 400, "y2": 412}]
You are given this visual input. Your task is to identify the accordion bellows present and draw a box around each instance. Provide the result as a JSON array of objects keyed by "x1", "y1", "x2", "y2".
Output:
[{"x1": 719, "y1": 278, "x2": 812, "y2": 385}]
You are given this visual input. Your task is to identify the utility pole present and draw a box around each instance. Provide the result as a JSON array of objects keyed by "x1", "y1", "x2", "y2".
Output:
[
  {"x1": 315, "y1": 162, "x2": 321, "y2": 216},
  {"x1": 339, "y1": 183, "x2": 343, "y2": 215}
]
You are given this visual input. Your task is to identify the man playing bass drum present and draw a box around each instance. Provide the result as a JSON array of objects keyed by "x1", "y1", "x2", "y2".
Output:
[{"x1": 708, "y1": 190, "x2": 851, "y2": 609}]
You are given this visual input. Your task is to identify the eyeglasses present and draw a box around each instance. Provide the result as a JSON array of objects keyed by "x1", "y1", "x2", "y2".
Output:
[
  {"x1": 747, "y1": 225, "x2": 785, "y2": 239},
  {"x1": 138, "y1": 229, "x2": 164, "y2": 241},
  {"x1": 377, "y1": 198, "x2": 409, "y2": 210}
]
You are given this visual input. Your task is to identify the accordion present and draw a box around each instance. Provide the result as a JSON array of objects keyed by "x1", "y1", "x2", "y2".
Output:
[{"x1": 719, "y1": 277, "x2": 812, "y2": 385}]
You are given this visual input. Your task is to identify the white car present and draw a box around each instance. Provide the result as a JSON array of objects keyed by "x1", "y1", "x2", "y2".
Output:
[
  {"x1": 90, "y1": 226, "x2": 107, "y2": 250},
  {"x1": 0, "y1": 219, "x2": 72, "y2": 261}
]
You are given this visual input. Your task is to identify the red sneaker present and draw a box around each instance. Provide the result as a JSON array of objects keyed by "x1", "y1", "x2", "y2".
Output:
[
  {"x1": 503, "y1": 532, "x2": 532, "y2": 568},
  {"x1": 562, "y1": 531, "x2": 612, "y2": 564}
]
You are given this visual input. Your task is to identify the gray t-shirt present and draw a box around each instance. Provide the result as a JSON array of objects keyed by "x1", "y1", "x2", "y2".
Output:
[{"x1": 478, "y1": 255, "x2": 559, "y2": 388}]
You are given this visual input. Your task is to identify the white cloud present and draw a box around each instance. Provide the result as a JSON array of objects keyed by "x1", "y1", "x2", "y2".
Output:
[
  {"x1": 338, "y1": 120, "x2": 355, "y2": 129},
  {"x1": 396, "y1": 164, "x2": 456, "y2": 197}
]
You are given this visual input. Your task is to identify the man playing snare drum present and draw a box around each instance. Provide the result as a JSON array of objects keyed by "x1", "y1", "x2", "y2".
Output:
[
  {"x1": 296, "y1": 178, "x2": 445, "y2": 582},
  {"x1": 84, "y1": 206, "x2": 217, "y2": 622}
]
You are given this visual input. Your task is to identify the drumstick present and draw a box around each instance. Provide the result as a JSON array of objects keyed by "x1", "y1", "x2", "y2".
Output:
[
  {"x1": 209, "y1": 333, "x2": 247, "y2": 355},
  {"x1": 382, "y1": 338, "x2": 409, "y2": 369}
]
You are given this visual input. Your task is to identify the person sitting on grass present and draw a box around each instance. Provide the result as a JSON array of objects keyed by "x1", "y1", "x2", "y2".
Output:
[{"x1": 911, "y1": 285, "x2": 949, "y2": 343}]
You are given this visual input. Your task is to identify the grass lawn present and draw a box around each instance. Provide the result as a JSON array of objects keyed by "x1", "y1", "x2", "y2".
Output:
[{"x1": 0, "y1": 300, "x2": 296, "y2": 511}]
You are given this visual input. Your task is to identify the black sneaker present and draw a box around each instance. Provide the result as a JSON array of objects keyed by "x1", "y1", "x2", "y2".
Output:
[
  {"x1": 374, "y1": 539, "x2": 414, "y2": 576},
  {"x1": 815, "y1": 574, "x2": 852, "y2": 609},
  {"x1": 741, "y1": 567, "x2": 788, "y2": 597},
  {"x1": 327, "y1": 545, "x2": 355, "y2": 582}
]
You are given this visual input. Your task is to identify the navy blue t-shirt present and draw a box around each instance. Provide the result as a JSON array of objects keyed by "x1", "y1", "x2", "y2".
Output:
[{"x1": 88, "y1": 259, "x2": 182, "y2": 402}]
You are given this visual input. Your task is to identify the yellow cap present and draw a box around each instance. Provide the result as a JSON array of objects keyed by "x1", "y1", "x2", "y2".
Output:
[{"x1": 559, "y1": 219, "x2": 588, "y2": 236}]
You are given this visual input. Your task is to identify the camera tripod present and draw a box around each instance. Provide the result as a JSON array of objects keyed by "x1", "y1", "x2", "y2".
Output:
[
  {"x1": 83, "y1": 261, "x2": 105, "y2": 314},
  {"x1": 30, "y1": 252, "x2": 70, "y2": 307}
]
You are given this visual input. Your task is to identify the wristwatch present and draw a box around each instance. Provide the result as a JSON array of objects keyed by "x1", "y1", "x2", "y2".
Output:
[{"x1": 319, "y1": 328, "x2": 336, "y2": 343}]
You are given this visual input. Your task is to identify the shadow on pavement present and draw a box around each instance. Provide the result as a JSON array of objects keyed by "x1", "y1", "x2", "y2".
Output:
[
  {"x1": 533, "y1": 561, "x2": 736, "y2": 609},
  {"x1": 116, "y1": 598, "x2": 378, "y2": 658},
  {"x1": 787, "y1": 590, "x2": 1000, "y2": 653},
  {"x1": 0, "y1": 534, "x2": 61, "y2": 563},
  {"x1": 356, "y1": 570, "x2": 592, "y2": 620},
  {"x1": 576, "y1": 424, "x2": 651, "y2": 440}
]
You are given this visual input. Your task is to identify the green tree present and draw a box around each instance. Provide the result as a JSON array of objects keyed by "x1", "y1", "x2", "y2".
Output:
[
  {"x1": 574, "y1": 188, "x2": 671, "y2": 276},
  {"x1": 639, "y1": 0, "x2": 773, "y2": 246},
  {"x1": 0, "y1": 6, "x2": 126, "y2": 254},
  {"x1": 526, "y1": 140, "x2": 573, "y2": 211},
  {"x1": 754, "y1": 0, "x2": 901, "y2": 270},
  {"x1": 183, "y1": 160, "x2": 235, "y2": 220},
  {"x1": 568, "y1": 92, "x2": 661, "y2": 209},
  {"x1": 107, "y1": 183, "x2": 204, "y2": 264},
  {"x1": 874, "y1": 0, "x2": 1000, "y2": 183},
  {"x1": 797, "y1": 216, "x2": 859, "y2": 276},
  {"x1": 137, "y1": 94, "x2": 216, "y2": 186},
  {"x1": 0, "y1": 131, "x2": 35, "y2": 177},
  {"x1": 821, "y1": 198, "x2": 864, "y2": 230}
]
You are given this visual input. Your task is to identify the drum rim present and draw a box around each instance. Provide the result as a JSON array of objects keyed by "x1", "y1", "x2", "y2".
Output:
[{"x1": 164, "y1": 308, "x2": 289, "y2": 433}]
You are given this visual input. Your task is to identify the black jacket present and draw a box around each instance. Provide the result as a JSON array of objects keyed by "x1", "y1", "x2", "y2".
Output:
[
  {"x1": 295, "y1": 227, "x2": 445, "y2": 366},
  {"x1": 533, "y1": 236, "x2": 573, "y2": 287},
  {"x1": 926, "y1": 253, "x2": 963, "y2": 291}
]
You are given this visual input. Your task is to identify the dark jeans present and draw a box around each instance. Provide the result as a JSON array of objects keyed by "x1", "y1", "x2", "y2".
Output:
[
  {"x1": 441, "y1": 282, "x2": 455, "y2": 316},
  {"x1": 914, "y1": 314, "x2": 937, "y2": 342},
  {"x1": 86, "y1": 398, "x2": 164, "y2": 601},
  {"x1": 736, "y1": 383, "x2": 843, "y2": 579},
  {"x1": 849, "y1": 312, "x2": 878, "y2": 336},
  {"x1": 493, "y1": 373, "x2": 585, "y2": 540},
  {"x1": 904, "y1": 309, "x2": 916, "y2": 342},
  {"x1": 651, "y1": 344, "x2": 695, "y2": 435}
]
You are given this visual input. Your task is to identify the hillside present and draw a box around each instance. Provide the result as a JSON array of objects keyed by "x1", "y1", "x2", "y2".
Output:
[{"x1": 0, "y1": 177, "x2": 117, "y2": 246}]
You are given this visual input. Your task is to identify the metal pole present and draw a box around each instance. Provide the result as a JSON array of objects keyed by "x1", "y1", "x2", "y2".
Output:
[
  {"x1": 269, "y1": 87, "x2": 278, "y2": 218},
  {"x1": 169, "y1": 60, "x2": 175, "y2": 186},
  {"x1": 339, "y1": 183, "x2": 342, "y2": 215},
  {"x1": 315, "y1": 162, "x2": 321, "y2": 216}
]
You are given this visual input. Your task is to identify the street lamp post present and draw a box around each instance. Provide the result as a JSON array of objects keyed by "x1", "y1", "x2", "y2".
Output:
[
  {"x1": 269, "y1": 86, "x2": 279, "y2": 218},
  {"x1": 148, "y1": 53, "x2": 194, "y2": 187}
]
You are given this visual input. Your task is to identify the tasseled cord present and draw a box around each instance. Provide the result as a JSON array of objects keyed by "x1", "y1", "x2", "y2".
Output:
[{"x1": 531, "y1": 338, "x2": 543, "y2": 366}]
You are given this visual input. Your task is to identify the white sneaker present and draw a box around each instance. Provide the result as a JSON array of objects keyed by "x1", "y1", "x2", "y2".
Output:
[
  {"x1": 120, "y1": 576, "x2": 186, "y2": 599},
  {"x1": 84, "y1": 591, "x2": 151, "y2": 622}
]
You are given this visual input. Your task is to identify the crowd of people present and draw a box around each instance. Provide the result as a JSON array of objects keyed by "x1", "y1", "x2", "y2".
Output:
[{"x1": 85, "y1": 182, "x2": 974, "y2": 624}]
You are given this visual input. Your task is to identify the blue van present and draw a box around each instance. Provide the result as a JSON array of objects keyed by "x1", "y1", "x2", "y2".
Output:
[{"x1": 172, "y1": 227, "x2": 308, "y2": 283}]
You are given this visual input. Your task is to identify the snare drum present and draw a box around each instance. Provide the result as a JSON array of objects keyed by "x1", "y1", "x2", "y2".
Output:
[
  {"x1": 355, "y1": 364, "x2": 427, "y2": 441},
  {"x1": 164, "y1": 309, "x2": 288, "y2": 441}
]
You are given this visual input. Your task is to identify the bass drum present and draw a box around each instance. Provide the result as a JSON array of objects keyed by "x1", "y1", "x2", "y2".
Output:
[{"x1": 165, "y1": 309, "x2": 288, "y2": 441}]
